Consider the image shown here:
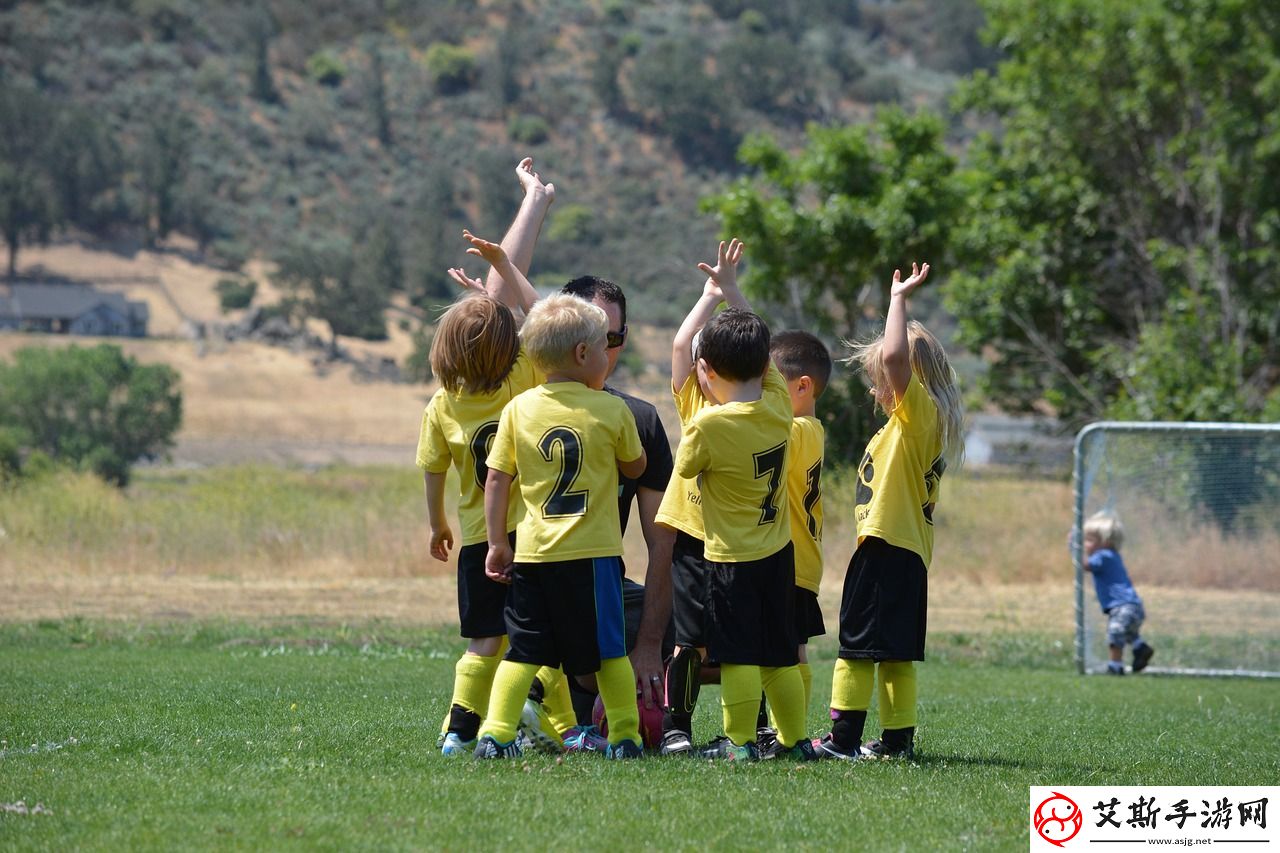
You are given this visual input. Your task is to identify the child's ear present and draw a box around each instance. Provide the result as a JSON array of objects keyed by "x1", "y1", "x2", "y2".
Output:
[
  {"x1": 573, "y1": 341, "x2": 589, "y2": 365},
  {"x1": 696, "y1": 356, "x2": 712, "y2": 379},
  {"x1": 798, "y1": 375, "x2": 813, "y2": 396}
]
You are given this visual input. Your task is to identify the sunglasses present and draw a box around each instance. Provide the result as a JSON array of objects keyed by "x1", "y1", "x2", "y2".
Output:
[{"x1": 606, "y1": 325, "x2": 628, "y2": 349}]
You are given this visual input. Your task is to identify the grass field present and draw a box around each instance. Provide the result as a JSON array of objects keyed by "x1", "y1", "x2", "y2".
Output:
[{"x1": 1, "y1": 621, "x2": 1276, "y2": 851}]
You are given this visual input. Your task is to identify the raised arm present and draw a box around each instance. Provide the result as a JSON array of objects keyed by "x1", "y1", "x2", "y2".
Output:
[
  {"x1": 883, "y1": 261, "x2": 930, "y2": 403},
  {"x1": 671, "y1": 238, "x2": 745, "y2": 393},
  {"x1": 462, "y1": 230, "x2": 539, "y2": 316},
  {"x1": 480, "y1": 157, "x2": 554, "y2": 313}
]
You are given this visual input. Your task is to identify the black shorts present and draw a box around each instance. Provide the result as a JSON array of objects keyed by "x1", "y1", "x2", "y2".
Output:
[
  {"x1": 706, "y1": 542, "x2": 798, "y2": 667},
  {"x1": 837, "y1": 537, "x2": 928, "y2": 662},
  {"x1": 504, "y1": 556, "x2": 628, "y2": 677},
  {"x1": 670, "y1": 531, "x2": 710, "y2": 648},
  {"x1": 456, "y1": 535, "x2": 513, "y2": 639},
  {"x1": 794, "y1": 586, "x2": 826, "y2": 643}
]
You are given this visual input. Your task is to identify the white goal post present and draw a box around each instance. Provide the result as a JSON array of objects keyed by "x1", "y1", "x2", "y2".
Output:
[{"x1": 1073, "y1": 421, "x2": 1280, "y2": 678}]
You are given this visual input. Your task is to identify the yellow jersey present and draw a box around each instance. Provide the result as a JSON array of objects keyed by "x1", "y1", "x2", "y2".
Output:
[
  {"x1": 854, "y1": 374, "x2": 945, "y2": 566},
  {"x1": 415, "y1": 350, "x2": 543, "y2": 545},
  {"x1": 654, "y1": 372, "x2": 714, "y2": 540},
  {"x1": 673, "y1": 365, "x2": 793, "y2": 562},
  {"x1": 786, "y1": 415, "x2": 825, "y2": 593},
  {"x1": 487, "y1": 381, "x2": 643, "y2": 563}
]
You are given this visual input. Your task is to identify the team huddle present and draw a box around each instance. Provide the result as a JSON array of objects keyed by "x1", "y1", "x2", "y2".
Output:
[{"x1": 416, "y1": 159, "x2": 965, "y2": 761}]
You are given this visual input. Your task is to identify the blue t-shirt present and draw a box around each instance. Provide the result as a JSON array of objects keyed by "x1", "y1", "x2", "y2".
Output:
[{"x1": 1086, "y1": 548, "x2": 1142, "y2": 613}]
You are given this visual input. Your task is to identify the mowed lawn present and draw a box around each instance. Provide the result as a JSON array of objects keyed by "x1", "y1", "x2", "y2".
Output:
[{"x1": 1, "y1": 622, "x2": 1275, "y2": 851}]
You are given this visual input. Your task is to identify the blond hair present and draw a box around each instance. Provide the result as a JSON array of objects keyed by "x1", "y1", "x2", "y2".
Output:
[
  {"x1": 430, "y1": 295, "x2": 520, "y2": 394},
  {"x1": 847, "y1": 320, "x2": 965, "y2": 470},
  {"x1": 1083, "y1": 512, "x2": 1124, "y2": 550},
  {"x1": 520, "y1": 293, "x2": 608, "y2": 373}
]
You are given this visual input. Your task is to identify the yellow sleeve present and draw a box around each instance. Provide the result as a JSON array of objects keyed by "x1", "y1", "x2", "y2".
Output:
[
  {"x1": 891, "y1": 374, "x2": 937, "y2": 435},
  {"x1": 486, "y1": 400, "x2": 518, "y2": 476},
  {"x1": 673, "y1": 421, "x2": 710, "y2": 480},
  {"x1": 673, "y1": 371, "x2": 708, "y2": 425},
  {"x1": 507, "y1": 347, "x2": 545, "y2": 393},
  {"x1": 415, "y1": 393, "x2": 451, "y2": 472},
  {"x1": 615, "y1": 403, "x2": 644, "y2": 463}
]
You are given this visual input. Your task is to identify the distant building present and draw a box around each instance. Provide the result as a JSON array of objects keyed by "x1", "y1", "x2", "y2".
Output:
[{"x1": 0, "y1": 284, "x2": 148, "y2": 337}]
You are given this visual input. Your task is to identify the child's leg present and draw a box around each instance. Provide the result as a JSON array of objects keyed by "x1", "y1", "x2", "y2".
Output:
[
  {"x1": 797, "y1": 644, "x2": 812, "y2": 712},
  {"x1": 445, "y1": 636, "x2": 506, "y2": 741},
  {"x1": 761, "y1": 665, "x2": 807, "y2": 748},
  {"x1": 876, "y1": 660, "x2": 917, "y2": 751},
  {"x1": 829, "y1": 658, "x2": 875, "y2": 750},
  {"x1": 534, "y1": 666, "x2": 577, "y2": 736},
  {"x1": 596, "y1": 655, "x2": 640, "y2": 745},
  {"x1": 720, "y1": 663, "x2": 763, "y2": 746},
  {"x1": 663, "y1": 645, "x2": 704, "y2": 737},
  {"x1": 478, "y1": 660, "x2": 541, "y2": 744}
]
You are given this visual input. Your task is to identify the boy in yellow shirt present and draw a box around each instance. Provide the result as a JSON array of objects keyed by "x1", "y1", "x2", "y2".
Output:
[
  {"x1": 668, "y1": 244, "x2": 815, "y2": 761},
  {"x1": 475, "y1": 294, "x2": 648, "y2": 759}
]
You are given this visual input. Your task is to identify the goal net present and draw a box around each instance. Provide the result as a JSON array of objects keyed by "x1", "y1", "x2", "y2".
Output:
[{"x1": 1072, "y1": 422, "x2": 1280, "y2": 678}]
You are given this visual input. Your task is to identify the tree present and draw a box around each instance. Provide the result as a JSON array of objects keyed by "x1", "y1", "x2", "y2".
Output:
[
  {"x1": 0, "y1": 83, "x2": 62, "y2": 279},
  {"x1": 271, "y1": 231, "x2": 388, "y2": 354},
  {"x1": 137, "y1": 104, "x2": 196, "y2": 244},
  {"x1": 628, "y1": 39, "x2": 739, "y2": 168},
  {"x1": 0, "y1": 345, "x2": 182, "y2": 486},
  {"x1": 948, "y1": 0, "x2": 1280, "y2": 424}
]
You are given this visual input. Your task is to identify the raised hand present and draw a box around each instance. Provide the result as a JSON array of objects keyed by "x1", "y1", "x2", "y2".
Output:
[
  {"x1": 696, "y1": 238, "x2": 745, "y2": 299},
  {"x1": 515, "y1": 157, "x2": 555, "y2": 205},
  {"x1": 891, "y1": 262, "x2": 931, "y2": 298},
  {"x1": 447, "y1": 267, "x2": 486, "y2": 294},
  {"x1": 462, "y1": 229, "x2": 510, "y2": 270}
]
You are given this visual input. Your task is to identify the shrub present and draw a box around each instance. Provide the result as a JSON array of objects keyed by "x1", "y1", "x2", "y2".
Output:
[
  {"x1": 306, "y1": 49, "x2": 347, "y2": 87},
  {"x1": 404, "y1": 325, "x2": 434, "y2": 383},
  {"x1": 424, "y1": 42, "x2": 477, "y2": 95},
  {"x1": 508, "y1": 114, "x2": 551, "y2": 145},
  {"x1": 215, "y1": 277, "x2": 258, "y2": 312},
  {"x1": 546, "y1": 203, "x2": 600, "y2": 243}
]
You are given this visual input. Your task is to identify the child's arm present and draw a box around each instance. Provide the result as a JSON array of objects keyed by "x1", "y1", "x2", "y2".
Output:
[
  {"x1": 462, "y1": 230, "x2": 539, "y2": 317},
  {"x1": 424, "y1": 470, "x2": 453, "y2": 562},
  {"x1": 619, "y1": 449, "x2": 647, "y2": 482},
  {"x1": 671, "y1": 239, "x2": 746, "y2": 393},
  {"x1": 483, "y1": 468, "x2": 516, "y2": 583},
  {"x1": 882, "y1": 262, "x2": 930, "y2": 403},
  {"x1": 476, "y1": 158, "x2": 554, "y2": 314}
]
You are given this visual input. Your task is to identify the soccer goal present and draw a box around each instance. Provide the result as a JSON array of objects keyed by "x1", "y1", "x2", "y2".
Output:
[{"x1": 1073, "y1": 422, "x2": 1280, "y2": 678}]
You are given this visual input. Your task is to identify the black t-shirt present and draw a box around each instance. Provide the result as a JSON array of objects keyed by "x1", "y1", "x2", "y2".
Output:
[{"x1": 606, "y1": 384, "x2": 673, "y2": 535}]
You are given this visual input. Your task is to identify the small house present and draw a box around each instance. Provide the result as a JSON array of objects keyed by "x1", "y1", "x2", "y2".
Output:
[{"x1": 0, "y1": 284, "x2": 149, "y2": 337}]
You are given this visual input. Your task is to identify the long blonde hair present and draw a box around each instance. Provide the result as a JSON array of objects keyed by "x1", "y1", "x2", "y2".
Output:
[
  {"x1": 430, "y1": 295, "x2": 520, "y2": 394},
  {"x1": 847, "y1": 320, "x2": 965, "y2": 470}
]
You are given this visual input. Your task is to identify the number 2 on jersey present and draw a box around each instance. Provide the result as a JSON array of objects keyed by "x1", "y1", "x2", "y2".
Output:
[
  {"x1": 753, "y1": 441, "x2": 787, "y2": 526},
  {"x1": 539, "y1": 426, "x2": 588, "y2": 518}
]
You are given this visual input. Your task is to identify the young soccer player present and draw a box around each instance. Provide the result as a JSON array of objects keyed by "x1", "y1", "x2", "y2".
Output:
[
  {"x1": 475, "y1": 294, "x2": 648, "y2": 759},
  {"x1": 668, "y1": 243, "x2": 815, "y2": 761},
  {"x1": 814, "y1": 262, "x2": 965, "y2": 761},
  {"x1": 654, "y1": 239, "x2": 748, "y2": 756},
  {"x1": 1082, "y1": 512, "x2": 1154, "y2": 675},
  {"x1": 757, "y1": 331, "x2": 833, "y2": 757}
]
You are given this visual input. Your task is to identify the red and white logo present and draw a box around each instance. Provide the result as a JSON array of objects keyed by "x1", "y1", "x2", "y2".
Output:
[{"x1": 1033, "y1": 792, "x2": 1083, "y2": 847}]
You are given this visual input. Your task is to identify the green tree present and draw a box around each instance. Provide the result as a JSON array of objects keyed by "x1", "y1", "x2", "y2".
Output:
[
  {"x1": 0, "y1": 345, "x2": 182, "y2": 486},
  {"x1": 272, "y1": 231, "x2": 388, "y2": 354},
  {"x1": 948, "y1": 0, "x2": 1280, "y2": 424},
  {"x1": 408, "y1": 164, "x2": 463, "y2": 307},
  {"x1": 628, "y1": 39, "x2": 739, "y2": 168},
  {"x1": 137, "y1": 104, "x2": 196, "y2": 244},
  {"x1": 0, "y1": 83, "x2": 62, "y2": 279}
]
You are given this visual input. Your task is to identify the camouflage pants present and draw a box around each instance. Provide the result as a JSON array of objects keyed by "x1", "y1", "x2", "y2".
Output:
[{"x1": 1106, "y1": 602, "x2": 1145, "y2": 648}]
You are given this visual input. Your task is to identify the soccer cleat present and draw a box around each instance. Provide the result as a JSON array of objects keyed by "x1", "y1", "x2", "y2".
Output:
[
  {"x1": 811, "y1": 733, "x2": 863, "y2": 761},
  {"x1": 604, "y1": 739, "x2": 644, "y2": 760},
  {"x1": 561, "y1": 725, "x2": 610, "y2": 754},
  {"x1": 860, "y1": 738, "x2": 914, "y2": 760},
  {"x1": 473, "y1": 734, "x2": 523, "y2": 760},
  {"x1": 1132, "y1": 644, "x2": 1155, "y2": 673},
  {"x1": 440, "y1": 732, "x2": 476, "y2": 756},
  {"x1": 700, "y1": 736, "x2": 759, "y2": 762},
  {"x1": 518, "y1": 699, "x2": 564, "y2": 754},
  {"x1": 658, "y1": 729, "x2": 694, "y2": 756}
]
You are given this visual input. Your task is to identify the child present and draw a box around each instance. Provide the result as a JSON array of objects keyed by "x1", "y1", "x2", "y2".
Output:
[
  {"x1": 475, "y1": 294, "x2": 648, "y2": 759},
  {"x1": 669, "y1": 244, "x2": 815, "y2": 761},
  {"x1": 1083, "y1": 512, "x2": 1154, "y2": 675},
  {"x1": 757, "y1": 330, "x2": 833, "y2": 757},
  {"x1": 814, "y1": 262, "x2": 964, "y2": 761},
  {"x1": 654, "y1": 239, "x2": 748, "y2": 756}
]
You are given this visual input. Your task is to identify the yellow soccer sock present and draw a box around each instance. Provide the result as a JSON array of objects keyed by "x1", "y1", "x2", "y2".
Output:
[
  {"x1": 596, "y1": 656, "x2": 640, "y2": 745},
  {"x1": 830, "y1": 658, "x2": 875, "y2": 711},
  {"x1": 798, "y1": 662, "x2": 813, "y2": 714},
  {"x1": 451, "y1": 652, "x2": 501, "y2": 719},
  {"x1": 477, "y1": 660, "x2": 539, "y2": 744},
  {"x1": 877, "y1": 661, "x2": 918, "y2": 730},
  {"x1": 762, "y1": 665, "x2": 807, "y2": 748},
  {"x1": 535, "y1": 666, "x2": 577, "y2": 738},
  {"x1": 719, "y1": 664, "x2": 762, "y2": 747}
]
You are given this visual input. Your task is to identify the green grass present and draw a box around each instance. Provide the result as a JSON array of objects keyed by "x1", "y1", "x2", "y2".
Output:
[{"x1": 2, "y1": 621, "x2": 1276, "y2": 851}]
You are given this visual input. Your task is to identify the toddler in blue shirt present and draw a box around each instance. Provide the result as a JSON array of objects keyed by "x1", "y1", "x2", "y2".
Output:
[{"x1": 1083, "y1": 512, "x2": 1154, "y2": 675}]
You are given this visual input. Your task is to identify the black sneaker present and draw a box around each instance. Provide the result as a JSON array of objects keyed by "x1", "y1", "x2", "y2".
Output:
[
  {"x1": 659, "y1": 729, "x2": 694, "y2": 756},
  {"x1": 1132, "y1": 644, "x2": 1155, "y2": 673},
  {"x1": 811, "y1": 733, "x2": 862, "y2": 761},
  {"x1": 756, "y1": 727, "x2": 781, "y2": 759},
  {"x1": 860, "y1": 738, "x2": 914, "y2": 760},
  {"x1": 700, "y1": 736, "x2": 758, "y2": 762}
]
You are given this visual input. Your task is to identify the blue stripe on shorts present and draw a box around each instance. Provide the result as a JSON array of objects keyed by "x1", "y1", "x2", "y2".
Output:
[{"x1": 592, "y1": 556, "x2": 626, "y2": 659}]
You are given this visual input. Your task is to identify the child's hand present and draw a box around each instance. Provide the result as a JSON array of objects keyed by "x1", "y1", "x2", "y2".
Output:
[
  {"x1": 462, "y1": 229, "x2": 511, "y2": 270},
  {"x1": 429, "y1": 524, "x2": 454, "y2": 562},
  {"x1": 515, "y1": 157, "x2": 555, "y2": 204},
  {"x1": 485, "y1": 542, "x2": 515, "y2": 584},
  {"x1": 696, "y1": 238, "x2": 745, "y2": 299},
  {"x1": 447, "y1": 267, "x2": 486, "y2": 294},
  {"x1": 890, "y1": 262, "x2": 930, "y2": 298}
]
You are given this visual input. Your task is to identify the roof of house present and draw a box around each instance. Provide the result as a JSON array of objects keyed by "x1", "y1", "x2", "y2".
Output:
[{"x1": 0, "y1": 284, "x2": 148, "y2": 321}]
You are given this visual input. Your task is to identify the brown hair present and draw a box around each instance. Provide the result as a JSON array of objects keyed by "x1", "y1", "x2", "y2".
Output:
[{"x1": 430, "y1": 295, "x2": 520, "y2": 394}]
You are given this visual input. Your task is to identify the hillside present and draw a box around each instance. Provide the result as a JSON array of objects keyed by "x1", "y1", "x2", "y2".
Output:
[{"x1": 1, "y1": 0, "x2": 995, "y2": 326}]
